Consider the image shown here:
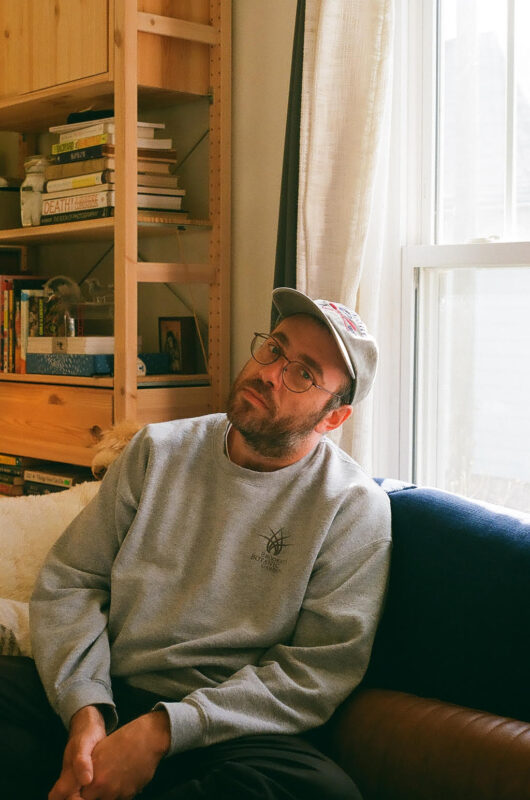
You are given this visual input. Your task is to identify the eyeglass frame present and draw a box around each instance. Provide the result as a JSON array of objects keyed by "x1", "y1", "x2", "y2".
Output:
[{"x1": 250, "y1": 332, "x2": 348, "y2": 400}]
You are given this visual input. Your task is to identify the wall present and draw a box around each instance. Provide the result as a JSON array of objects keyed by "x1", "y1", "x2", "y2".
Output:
[{"x1": 231, "y1": 0, "x2": 296, "y2": 379}]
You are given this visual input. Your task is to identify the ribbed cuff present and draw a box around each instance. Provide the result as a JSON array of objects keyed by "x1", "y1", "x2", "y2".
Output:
[
  {"x1": 57, "y1": 680, "x2": 117, "y2": 733},
  {"x1": 153, "y1": 699, "x2": 204, "y2": 755}
]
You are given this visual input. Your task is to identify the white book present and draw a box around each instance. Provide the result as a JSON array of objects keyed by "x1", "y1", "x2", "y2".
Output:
[
  {"x1": 136, "y1": 192, "x2": 183, "y2": 210},
  {"x1": 50, "y1": 118, "x2": 165, "y2": 135},
  {"x1": 44, "y1": 183, "x2": 186, "y2": 200},
  {"x1": 41, "y1": 190, "x2": 184, "y2": 214},
  {"x1": 126, "y1": 186, "x2": 185, "y2": 197},
  {"x1": 53, "y1": 134, "x2": 173, "y2": 151},
  {"x1": 104, "y1": 171, "x2": 180, "y2": 188},
  {"x1": 41, "y1": 190, "x2": 113, "y2": 215},
  {"x1": 27, "y1": 335, "x2": 142, "y2": 354},
  {"x1": 58, "y1": 123, "x2": 156, "y2": 142},
  {"x1": 27, "y1": 336, "x2": 115, "y2": 354}
]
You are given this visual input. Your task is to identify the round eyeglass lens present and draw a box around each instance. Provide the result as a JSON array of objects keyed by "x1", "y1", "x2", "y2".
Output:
[
  {"x1": 251, "y1": 334, "x2": 277, "y2": 364},
  {"x1": 282, "y1": 362, "x2": 312, "y2": 392}
]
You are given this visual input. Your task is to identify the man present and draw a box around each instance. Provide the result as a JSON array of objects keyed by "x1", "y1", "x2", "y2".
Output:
[{"x1": 1, "y1": 288, "x2": 391, "y2": 799}]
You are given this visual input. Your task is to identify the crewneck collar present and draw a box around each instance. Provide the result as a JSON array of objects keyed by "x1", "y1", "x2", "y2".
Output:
[{"x1": 218, "y1": 417, "x2": 324, "y2": 480}]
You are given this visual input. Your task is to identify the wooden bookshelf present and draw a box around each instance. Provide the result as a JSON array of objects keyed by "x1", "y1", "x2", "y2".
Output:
[{"x1": 0, "y1": 0, "x2": 231, "y2": 466}]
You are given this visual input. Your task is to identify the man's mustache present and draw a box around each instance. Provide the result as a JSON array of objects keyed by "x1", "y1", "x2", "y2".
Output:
[{"x1": 238, "y1": 378, "x2": 276, "y2": 411}]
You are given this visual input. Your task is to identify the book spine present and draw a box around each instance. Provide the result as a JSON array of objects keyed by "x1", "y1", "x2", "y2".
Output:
[
  {"x1": 37, "y1": 296, "x2": 45, "y2": 335},
  {"x1": 23, "y1": 469, "x2": 76, "y2": 487},
  {"x1": 14, "y1": 298, "x2": 21, "y2": 373},
  {"x1": 24, "y1": 481, "x2": 68, "y2": 495},
  {"x1": 8, "y1": 286, "x2": 14, "y2": 372},
  {"x1": 51, "y1": 133, "x2": 110, "y2": 155},
  {"x1": 50, "y1": 145, "x2": 110, "y2": 165},
  {"x1": 0, "y1": 472, "x2": 24, "y2": 485},
  {"x1": 0, "y1": 482, "x2": 24, "y2": 496},
  {"x1": 57, "y1": 123, "x2": 157, "y2": 142},
  {"x1": 40, "y1": 207, "x2": 114, "y2": 226},
  {"x1": 41, "y1": 191, "x2": 113, "y2": 216},
  {"x1": 0, "y1": 280, "x2": 4, "y2": 372},
  {"x1": 58, "y1": 123, "x2": 114, "y2": 141},
  {"x1": 137, "y1": 195, "x2": 183, "y2": 210},
  {"x1": 45, "y1": 158, "x2": 113, "y2": 180},
  {"x1": 44, "y1": 172, "x2": 108, "y2": 193},
  {"x1": 0, "y1": 453, "x2": 22, "y2": 466},
  {"x1": 0, "y1": 463, "x2": 24, "y2": 476},
  {"x1": 3, "y1": 281, "x2": 11, "y2": 372},
  {"x1": 20, "y1": 291, "x2": 28, "y2": 373}
]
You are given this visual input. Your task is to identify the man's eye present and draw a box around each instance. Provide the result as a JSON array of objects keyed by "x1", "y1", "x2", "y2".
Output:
[
  {"x1": 296, "y1": 365, "x2": 312, "y2": 382},
  {"x1": 268, "y1": 341, "x2": 282, "y2": 356}
]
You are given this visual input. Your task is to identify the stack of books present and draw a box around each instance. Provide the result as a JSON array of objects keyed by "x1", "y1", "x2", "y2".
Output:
[
  {"x1": 0, "y1": 453, "x2": 93, "y2": 496},
  {"x1": 0, "y1": 453, "x2": 30, "y2": 496},
  {"x1": 22, "y1": 462, "x2": 93, "y2": 495},
  {"x1": 41, "y1": 117, "x2": 187, "y2": 226}
]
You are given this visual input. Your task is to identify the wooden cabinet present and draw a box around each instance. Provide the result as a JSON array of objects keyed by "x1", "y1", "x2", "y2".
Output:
[
  {"x1": 0, "y1": 0, "x2": 231, "y2": 466},
  {"x1": 0, "y1": 0, "x2": 110, "y2": 98},
  {"x1": 0, "y1": 380, "x2": 113, "y2": 465}
]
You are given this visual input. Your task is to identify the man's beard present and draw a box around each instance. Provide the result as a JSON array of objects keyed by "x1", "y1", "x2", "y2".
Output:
[{"x1": 226, "y1": 377, "x2": 330, "y2": 458}]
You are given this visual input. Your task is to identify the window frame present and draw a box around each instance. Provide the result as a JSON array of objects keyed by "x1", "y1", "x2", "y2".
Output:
[{"x1": 399, "y1": 0, "x2": 530, "y2": 488}]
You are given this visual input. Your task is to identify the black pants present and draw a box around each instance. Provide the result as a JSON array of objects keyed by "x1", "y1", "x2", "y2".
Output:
[{"x1": 0, "y1": 656, "x2": 361, "y2": 800}]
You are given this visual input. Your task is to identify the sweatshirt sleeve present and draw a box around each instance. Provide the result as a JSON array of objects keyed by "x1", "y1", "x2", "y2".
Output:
[
  {"x1": 156, "y1": 487, "x2": 392, "y2": 755},
  {"x1": 29, "y1": 430, "x2": 148, "y2": 732}
]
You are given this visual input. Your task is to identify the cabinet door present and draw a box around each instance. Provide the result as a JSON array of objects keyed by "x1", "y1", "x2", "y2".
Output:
[
  {"x1": 0, "y1": 382, "x2": 113, "y2": 465},
  {"x1": 0, "y1": 0, "x2": 109, "y2": 99}
]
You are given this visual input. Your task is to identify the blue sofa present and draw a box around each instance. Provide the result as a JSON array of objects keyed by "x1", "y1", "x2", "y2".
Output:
[{"x1": 330, "y1": 481, "x2": 530, "y2": 800}]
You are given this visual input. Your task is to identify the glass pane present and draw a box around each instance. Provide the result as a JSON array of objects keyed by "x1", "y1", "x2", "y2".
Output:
[
  {"x1": 415, "y1": 265, "x2": 530, "y2": 512},
  {"x1": 514, "y1": 0, "x2": 530, "y2": 237},
  {"x1": 437, "y1": 0, "x2": 507, "y2": 243}
]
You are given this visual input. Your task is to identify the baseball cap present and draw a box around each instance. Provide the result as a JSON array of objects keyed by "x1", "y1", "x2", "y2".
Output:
[{"x1": 272, "y1": 287, "x2": 378, "y2": 405}]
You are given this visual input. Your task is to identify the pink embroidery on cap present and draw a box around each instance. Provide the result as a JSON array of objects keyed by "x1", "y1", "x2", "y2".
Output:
[{"x1": 320, "y1": 300, "x2": 368, "y2": 336}]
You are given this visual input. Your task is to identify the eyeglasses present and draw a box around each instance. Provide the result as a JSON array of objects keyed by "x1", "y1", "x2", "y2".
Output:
[{"x1": 250, "y1": 332, "x2": 346, "y2": 399}]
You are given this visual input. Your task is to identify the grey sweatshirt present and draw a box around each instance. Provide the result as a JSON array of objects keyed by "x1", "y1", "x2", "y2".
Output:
[{"x1": 30, "y1": 414, "x2": 391, "y2": 756}]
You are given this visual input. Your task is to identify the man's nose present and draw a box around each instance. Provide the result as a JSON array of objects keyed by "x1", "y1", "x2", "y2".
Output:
[{"x1": 257, "y1": 359, "x2": 285, "y2": 389}]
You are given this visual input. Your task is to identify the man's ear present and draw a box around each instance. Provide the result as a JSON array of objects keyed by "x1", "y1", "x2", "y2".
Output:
[{"x1": 314, "y1": 404, "x2": 353, "y2": 434}]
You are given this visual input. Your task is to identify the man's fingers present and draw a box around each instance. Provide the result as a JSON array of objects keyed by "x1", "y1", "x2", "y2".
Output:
[
  {"x1": 49, "y1": 776, "x2": 79, "y2": 800},
  {"x1": 72, "y1": 749, "x2": 94, "y2": 786}
]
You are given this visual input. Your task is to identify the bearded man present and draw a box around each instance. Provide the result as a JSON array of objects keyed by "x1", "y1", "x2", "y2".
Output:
[{"x1": 0, "y1": 288, "x2": 391, "y2": 800}]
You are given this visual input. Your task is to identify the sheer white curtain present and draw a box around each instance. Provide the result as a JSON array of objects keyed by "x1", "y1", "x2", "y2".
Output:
[{"x1": 296, "y1": 0, "x2": 394, "y2": 468}]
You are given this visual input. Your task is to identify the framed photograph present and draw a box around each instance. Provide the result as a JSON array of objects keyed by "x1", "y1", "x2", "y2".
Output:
[{"x1": 158, "y1": 316, "x2": 204, "y2": 374}]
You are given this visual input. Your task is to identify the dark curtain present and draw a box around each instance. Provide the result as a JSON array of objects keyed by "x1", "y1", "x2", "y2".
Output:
[{"x1": 271, "y1": 0, "x2": 306, "y2": 325}]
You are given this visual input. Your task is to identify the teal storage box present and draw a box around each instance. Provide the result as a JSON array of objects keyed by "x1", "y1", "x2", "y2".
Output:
[
  {"x1": 25, "y1": 352, "x2": 170, "y2": 377},
  {"x1": 26, "y1": 354, "x2": 113, "y2": 376}
]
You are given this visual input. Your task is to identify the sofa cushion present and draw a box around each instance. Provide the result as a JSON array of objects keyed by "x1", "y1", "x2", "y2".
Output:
[{"x1": 364, "y1": 484, "x2": 530, "y2": 722}]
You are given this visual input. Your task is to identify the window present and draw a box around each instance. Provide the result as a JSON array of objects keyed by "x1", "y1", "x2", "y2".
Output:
[{"x1": 402, "y1": 0, "x2": 530, "y2": 512}]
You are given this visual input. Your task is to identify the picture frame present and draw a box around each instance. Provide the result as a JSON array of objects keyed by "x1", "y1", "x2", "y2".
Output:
[{"x1": 158, "y1": 316, "x2": 204, "y2": 374}]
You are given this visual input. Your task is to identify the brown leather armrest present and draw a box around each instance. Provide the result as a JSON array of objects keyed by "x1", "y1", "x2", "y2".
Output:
[{"x1": 330, "y1": 689, "x2": 530, "y2": 800}]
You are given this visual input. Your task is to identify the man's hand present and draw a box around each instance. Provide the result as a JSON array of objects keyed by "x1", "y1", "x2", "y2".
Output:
[
  {"x1": 49, "y1": 705, "x2": 107, "y2": 800},
  {"x1": 79, "y1": 710, "x2": 170, "y2": 800}
]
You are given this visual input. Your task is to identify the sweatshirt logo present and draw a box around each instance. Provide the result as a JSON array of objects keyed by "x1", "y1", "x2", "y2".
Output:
[
  {"x1": 250, "y1": 528, "x2": 291, "y2": 574},
  {"x1": 260, "y1": 527, "x2": 291, "y2": 555}
]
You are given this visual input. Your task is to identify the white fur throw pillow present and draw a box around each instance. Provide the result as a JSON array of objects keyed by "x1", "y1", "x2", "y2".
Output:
[{"x1": 0, "y1": 480, "x2": 100, "y2": 603}]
